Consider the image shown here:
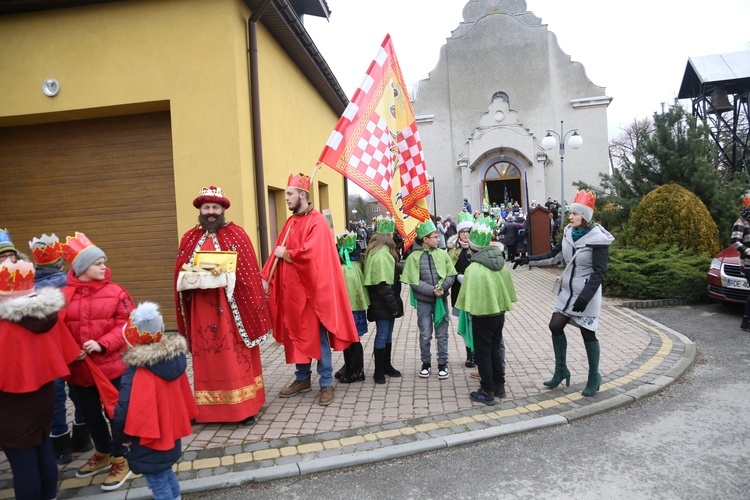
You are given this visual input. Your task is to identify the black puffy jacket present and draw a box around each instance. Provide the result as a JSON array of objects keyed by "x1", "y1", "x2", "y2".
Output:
[{"x1": 366, "y1": 263, "x2": 404, "y2": 322}]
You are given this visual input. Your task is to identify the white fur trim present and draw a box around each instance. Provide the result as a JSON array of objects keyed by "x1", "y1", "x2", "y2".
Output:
[{"x1": 0, "y1": 287, "x2": 65, "y2": 322}]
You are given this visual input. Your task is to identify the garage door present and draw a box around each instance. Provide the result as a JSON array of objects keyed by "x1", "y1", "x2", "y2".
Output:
[{"x1": 0, "y1": 111, "x2": 180, "y2": 330}]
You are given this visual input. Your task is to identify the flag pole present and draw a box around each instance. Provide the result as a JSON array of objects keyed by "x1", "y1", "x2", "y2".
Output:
[{"x1": 267, "y1": 162, "x2": 322, "y2": 282}]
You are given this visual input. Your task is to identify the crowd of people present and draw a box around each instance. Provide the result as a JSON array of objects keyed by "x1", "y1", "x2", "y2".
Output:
[{"x1": 0, "y1": 180, "x2": 610, "y2": 499}]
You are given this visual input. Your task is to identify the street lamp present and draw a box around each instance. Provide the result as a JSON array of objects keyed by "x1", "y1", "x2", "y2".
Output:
[{"x1": 541, "y1": 120, "x2": 583, "y2": 215}]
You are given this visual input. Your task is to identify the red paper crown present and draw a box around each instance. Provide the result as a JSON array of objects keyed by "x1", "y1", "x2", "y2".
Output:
[
  {"x1": 0, "y1": 260, "x2": 35, "y2": 296},
  {"x1": 123, "y1": 316, "x2": 164, "y2": 347},
  {"x1": 61, "y1": 232, "x2": 95, "y2": 264},
  {"x1": 287, "y1": 173, "x2": 311, "y2": 192},
  {"x1": 572, "y1": 190, "x2": 597, "y2": 210},
  {"x1": 193, "y1": 185, "x2": 231, "y2": 209},
  {"x1": 29, "y1": 234, "x2": 63, "y2": 265}
]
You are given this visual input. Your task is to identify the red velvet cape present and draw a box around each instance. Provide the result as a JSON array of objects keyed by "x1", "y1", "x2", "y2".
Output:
[
  {"x1": 124, "y1": 369, "x2": 198, "y2": 451},
  {"x1": 0, "y1": 318, "x2": 81, "y2": 393},
  {"x1": 261, "y1": 208, "x2": 357, "y2": 363},
  {"x1": 174, "y1": 223, "x2": 272, "y2": 345}
]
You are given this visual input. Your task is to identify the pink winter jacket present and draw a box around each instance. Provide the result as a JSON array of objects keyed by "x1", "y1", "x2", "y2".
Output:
[{"x1": 63, "y1": 268, "x2": 134, "y2": 386}]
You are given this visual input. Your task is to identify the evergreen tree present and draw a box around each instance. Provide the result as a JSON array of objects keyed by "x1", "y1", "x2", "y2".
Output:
[{"x1": 591, "y1": 103, "x2": 745, "y2": 245}]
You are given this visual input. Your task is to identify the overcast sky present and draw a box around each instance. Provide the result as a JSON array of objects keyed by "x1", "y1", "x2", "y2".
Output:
[{"x1": 305, "y1": 0, "x2": 750, "y2": 140}]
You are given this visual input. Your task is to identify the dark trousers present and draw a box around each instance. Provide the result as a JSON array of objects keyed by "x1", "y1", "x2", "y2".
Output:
[
  {"x1": 69, "y1": 377, "x2": 126, "y2": 457},
  {"x1": 3, "y1": 436, "x2": 58, "y2": 500},
  {"x1": 744, "y1": 270, "x2": 750, "y2": 318},
  {"x1": 473, "y1": 314, "x2": 506, "y2": 394},
  {"x1": 506, "y1": 244, "x2": 518, "y2": 262}
]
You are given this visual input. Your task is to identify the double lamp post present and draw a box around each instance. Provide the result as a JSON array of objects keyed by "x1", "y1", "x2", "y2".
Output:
[{"x1": 541, "y1": 120, "x2": 583, "y2": 215}]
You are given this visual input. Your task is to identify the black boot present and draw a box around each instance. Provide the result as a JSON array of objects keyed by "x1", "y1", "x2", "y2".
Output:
[
  {"x1": 373, "y1": 348, "x2": 386, "y2": 384},
  {"x1": 51, "y1": 433, "x2": 73, "y2": 465},
  {"x1": 335, "y1": 347, "x2": 351, "y2": 380},
  {"x1": 340, "y1": 342, "x2": 365, "y2": 383},
  {"x1": 71, "y1": 423, "x2": 93, "y2": 454},
  {"x1": 384, "y1": 343, "x2": 401, "y2": 377},
  {"x1": 742, "y1": 317, "x2": 750, "y2": 331},
  {"x1": 464, "y1": 346, "x2": 475, "y2": 368}
]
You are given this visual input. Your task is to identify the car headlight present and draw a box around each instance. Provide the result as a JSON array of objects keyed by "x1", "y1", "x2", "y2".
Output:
[{"x1": 709, "y1": 258, "x2": 721, "y2": 270}]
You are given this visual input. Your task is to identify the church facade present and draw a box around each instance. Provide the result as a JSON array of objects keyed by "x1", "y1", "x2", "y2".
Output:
[{"x1": 413, "y1": 0, "x2": 611, "y2": 217}]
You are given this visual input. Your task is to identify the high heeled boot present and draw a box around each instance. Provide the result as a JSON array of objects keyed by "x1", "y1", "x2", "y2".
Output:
[
  {"x1": 339, "y1": 342, "x2": 365, "y2": 383},
  {"x1": 373, "y1": 348, "x2": 386, "y2": 384},
  {"x1": 582, "y1": 340, "x2": 602, "y2": 396},
  {"x1": 543, "y1": 334, "x2": 571, "y2": 388},
  {"x1": 384, "y1": 343, "x2": 401, "y2": 377},
  {"x1": 334, "y1": 346, "x2": 351, "y2": 380}
]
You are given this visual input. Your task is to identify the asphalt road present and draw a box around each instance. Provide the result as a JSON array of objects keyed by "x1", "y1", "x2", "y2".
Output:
[{"x1": 187, "y1": 301, "x2": 750, "y2": 500}]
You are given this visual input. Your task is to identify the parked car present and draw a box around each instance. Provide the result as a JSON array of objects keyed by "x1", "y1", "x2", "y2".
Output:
[{"x1": 707, "y1": 246, "x2": 750, "y2": 303}]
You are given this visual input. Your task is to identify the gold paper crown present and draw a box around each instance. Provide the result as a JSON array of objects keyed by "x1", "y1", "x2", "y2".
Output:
[
  {"x1": 469, "y1": 216, "x2": 495, "y2": 248},
  {"x1": 61, "y1": 232, "x2": 95, "y2": 264},
  {"x1": 29, "y1": 233, "x2": 63, "y2": 265},
  {"x1": 0, "y1": 260, "x2": 35, "y2": 296},
  {"x1": 336, "y1": 231, "x2": 357, "y2": 250},
  {"x1": 376, "y1": 216, "x2": 396, "y2": 234},
  {"x1": 287, "y1": 172, "x2": 311, "y2": 192},
  {"x1": 572, "y1": 190, "x2": 597, "y2": 210}
]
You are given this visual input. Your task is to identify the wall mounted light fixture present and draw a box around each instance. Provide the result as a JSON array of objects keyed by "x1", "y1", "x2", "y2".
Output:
[{"x1": 42, "y1": 79, "x2": 60, "y2": 97}]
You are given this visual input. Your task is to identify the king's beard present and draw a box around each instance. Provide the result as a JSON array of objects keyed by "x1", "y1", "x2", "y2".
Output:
[{"x1": 198, "y1": 213, "x2": 226, "y2": 233}]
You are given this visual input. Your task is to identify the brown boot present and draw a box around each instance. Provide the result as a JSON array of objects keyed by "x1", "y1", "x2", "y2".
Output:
[
  {"x1": 279, "y1": 378, "x2": 312, "y2": 397},
  {"x1": 101, "y1": 456, "x2": 132, "y2": 491},
  {"x1": 318, "y1": 386, "x2": 334, "y2": 406},
  {"x1": 75, "y1": 451, "x2": 112, "y2": 478}
]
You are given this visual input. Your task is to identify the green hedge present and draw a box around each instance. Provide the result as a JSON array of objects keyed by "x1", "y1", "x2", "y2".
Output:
[{"x1": 604, "y1": 245, "x2": 711, "y2": 302}]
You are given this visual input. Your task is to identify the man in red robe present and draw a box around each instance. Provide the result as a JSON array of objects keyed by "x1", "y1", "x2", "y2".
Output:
[
  {"x1": 261, "y1": 173, "x2": 358, "y2": 406},
  {"x1": 174, "y1": 186, "x2": 271, "y2": 425}
]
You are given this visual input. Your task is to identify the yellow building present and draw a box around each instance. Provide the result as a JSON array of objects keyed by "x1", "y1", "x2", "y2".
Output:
[{"x1": 0, "y1": 0, "x2": 348, "y2": 327}]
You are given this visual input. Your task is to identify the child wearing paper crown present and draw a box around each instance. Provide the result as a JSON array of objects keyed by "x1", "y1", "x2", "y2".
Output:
[
  {"x1": 112, "y1": 302, "x2": 198, "y2": 500},
  {"x1": 61, "y1": 232, "x2": 136, "y2": 491},
  {"x1": 363, "y1": 216, "x2": 404, "y2": 384},
  {"x1": 455, "y1": 217, "x2": 517, "y2": 406},
  {"x1": 334, "y1": 231, "x2": 370, "y2": 384},
  {"x1": 30, "y1": 233, "x2": 93, "y2": 465},
  {"x1": 401, "y1": 219, "x2": 457, "y2": 380},
  {"x1": 0, "y1": 258, "x2": 82, "y2": 500},
  {"x1": 514, "y1": 190, "x2": 614, "y2": 397},
  {"x1": 448, "y1": 211, "x2": 476, "y2": 369}
]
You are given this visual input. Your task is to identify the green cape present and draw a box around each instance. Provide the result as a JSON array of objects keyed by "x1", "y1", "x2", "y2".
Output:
[
  {"x1": 455, "y1": 265, "x2": 517, "y2": 316},
  {"x1": 341, "y1": 262, "x2": 369, "y2": 311},
  {"x1": 363, "y1": 247, "x2": 396, "y2": 285},
  {"x1": 400, "y1": 247, "x2": 457, "y2": 286}
]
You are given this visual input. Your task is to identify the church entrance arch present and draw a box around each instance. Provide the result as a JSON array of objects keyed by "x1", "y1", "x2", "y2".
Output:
[{"x1": 479, "y1": 157, "x2": 526, "y2": 213}]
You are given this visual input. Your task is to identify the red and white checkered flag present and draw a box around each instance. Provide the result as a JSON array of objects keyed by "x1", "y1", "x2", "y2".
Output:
[{"x1": 318, "y1": 34, "x2": 431, "y2": 249}]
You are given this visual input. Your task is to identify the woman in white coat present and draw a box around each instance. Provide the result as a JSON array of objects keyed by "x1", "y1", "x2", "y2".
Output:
[{"x1": 513, "y1": 190, "x2": 614, "y2": 396}]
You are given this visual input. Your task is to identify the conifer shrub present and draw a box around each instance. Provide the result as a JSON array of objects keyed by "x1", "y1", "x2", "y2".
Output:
[
  {"x1": 627, "y1": 184, "x2": 720, "y2": 257},
  {"x1": 604, "y1": 246, "x2": 711, "y2": 302}
]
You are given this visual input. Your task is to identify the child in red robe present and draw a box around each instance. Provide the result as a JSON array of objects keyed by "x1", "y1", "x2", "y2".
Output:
[{"x1": 112, "y1": 302, "x2": 198, "y2": 500}]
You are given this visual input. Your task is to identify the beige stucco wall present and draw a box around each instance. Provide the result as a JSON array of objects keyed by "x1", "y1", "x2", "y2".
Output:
[{"x1": 0, "y1": 0, "x2": 345, "y2": 245}]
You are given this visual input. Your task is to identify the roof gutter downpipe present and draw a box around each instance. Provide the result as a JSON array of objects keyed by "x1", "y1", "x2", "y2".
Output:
[{"x1": 248, "y1": 0, "x2": 273, "y2": 262}]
